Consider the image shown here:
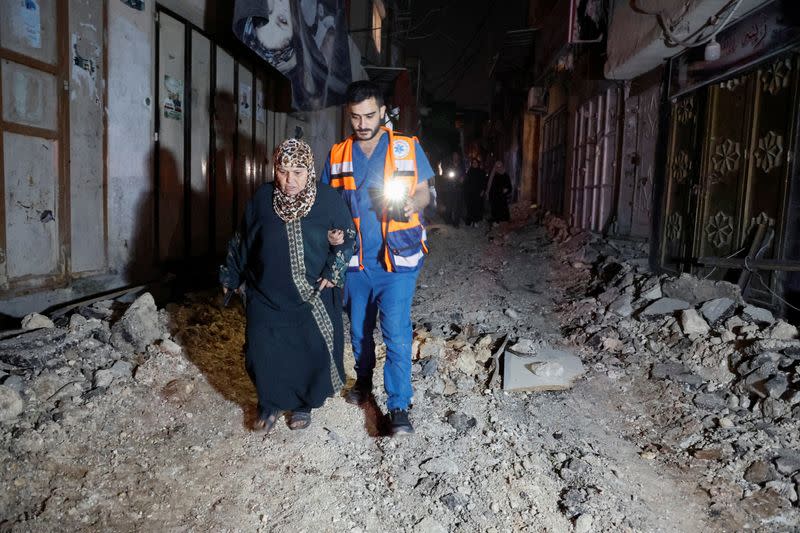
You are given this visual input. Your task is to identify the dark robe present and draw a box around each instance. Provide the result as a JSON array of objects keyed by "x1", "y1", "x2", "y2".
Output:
[
  {"x1": 489, "y1": 172, "x2": 512, "y2": 222},
  {"x1": 220, "y1": 182, "x2": 356, "y2": 417},
  {"x1": 464, "y1": 167, "x2": 487, "y2": 224}
]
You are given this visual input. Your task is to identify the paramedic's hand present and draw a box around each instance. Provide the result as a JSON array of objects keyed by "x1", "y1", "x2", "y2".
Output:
[
  {"x1": 403, "y1": 198, "x2": 418, "y2": 219},
  {"x1": 317, "y1": 278, "x2": 335, "y2": 291},
  {"x1": 327, "y1": 229, "x2": 344, "y2": 246}
]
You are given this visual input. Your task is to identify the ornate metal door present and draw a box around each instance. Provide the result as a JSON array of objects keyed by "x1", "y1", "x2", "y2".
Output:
[
  {"x1": 661, "y1": 92, "x2": 703, "y2": 273},
  {"x1": 661, "y1": 50, "x2": 800, "y2": 306}
]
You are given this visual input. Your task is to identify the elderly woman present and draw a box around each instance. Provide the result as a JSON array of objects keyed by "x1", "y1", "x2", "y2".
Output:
[{"x1": 220, "y1": 139, "x2": 355, "y2": 433}]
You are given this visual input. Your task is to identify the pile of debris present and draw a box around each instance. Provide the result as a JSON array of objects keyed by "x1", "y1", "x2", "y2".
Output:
[
  {"x1": 0, "y1": 293, "x2": 181, "y2": 426},
  {"x1": 552, "y1": 225, "x2": 800, "y2": 519}
]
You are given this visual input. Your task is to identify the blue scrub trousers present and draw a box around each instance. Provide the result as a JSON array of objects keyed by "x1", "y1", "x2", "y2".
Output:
[{"x1": 345, "y1": 267, "x2": 419, "y2": 410}]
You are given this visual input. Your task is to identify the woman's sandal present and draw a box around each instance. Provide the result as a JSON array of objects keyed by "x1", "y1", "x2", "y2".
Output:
[
  {"x1": 289, "y1": 411, "x2": 312, "y2": 430},
  {"x1": 253, "y1": 411, "x2": 279, "y2": 433}
]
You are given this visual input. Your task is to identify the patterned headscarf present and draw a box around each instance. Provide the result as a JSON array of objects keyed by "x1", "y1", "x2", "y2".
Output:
[{"x1": 272, "y1": 138, "x2": 317, "y2": 222}]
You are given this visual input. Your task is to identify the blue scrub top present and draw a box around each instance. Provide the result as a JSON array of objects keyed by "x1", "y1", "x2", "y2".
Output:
[{"x1": 320, "y1": 132, "x2": 434, "y2": 271}]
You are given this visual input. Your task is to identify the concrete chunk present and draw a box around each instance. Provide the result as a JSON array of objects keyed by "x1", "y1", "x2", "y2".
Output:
[
  {"x1": 680, "y1": 309, "x2": 710, "y2": 336},
  {"x1": 503, "y1": 345, "x2": 585, "y2": 392},
  {"x1": 742, "y1": 305, "x2": 775, "y2": 325},
  {"x1": 21, "y1": 313, "x2": 55, "y2": 330},
  {"x1": 700, "y1": 298, "x2": 736, "y2": 326},
  {"x1": 641, "y1": 298, "x2": 691, "y2": 317},
  {"x1": 662, "y1": 274, "x2": 741, "y2": 305}
]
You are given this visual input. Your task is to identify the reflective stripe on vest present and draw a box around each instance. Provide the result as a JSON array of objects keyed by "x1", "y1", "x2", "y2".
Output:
[{"x1": 328, "y1": 127, "x2": 427, "y2": 272}]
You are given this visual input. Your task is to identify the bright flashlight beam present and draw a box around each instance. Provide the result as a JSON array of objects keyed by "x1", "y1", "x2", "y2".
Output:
[
  {"x1": 447, "y1": 171, "x2": 456, "y2": 178},
  {"x1": 384, "y1": 180, "x2": 407, "y2": 202}
]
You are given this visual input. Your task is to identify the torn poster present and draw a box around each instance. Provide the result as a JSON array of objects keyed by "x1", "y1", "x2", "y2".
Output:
[
  {"x1": 163, "y1": 75, "x2": 183, "y2": 120},
  {"x1": 121, "y1": 0, "x2": 145, "y2": 11},
  {"x1": 12, "y1": 0, "x2": 42, "y2": 49},
  {"x1": 239, "y1": 83, "x2": 252, "y2": 120},
  {"x1": 232, "y1": 0, "x2": 352, "y2": 111}
]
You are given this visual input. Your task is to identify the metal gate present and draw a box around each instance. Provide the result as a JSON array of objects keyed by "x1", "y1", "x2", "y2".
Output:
[
  {"x1": 539, "y1": 108, "x2": 567, "y2": 214},
  {"x1": 155, "y1": 8, "x2": 270, "y2": 263},
  {"x1": 661, "y1": 51, "x2": 800, "y2": 306},
  {"x1": 618, "y1": 83, "x2": 660, "y2": 239},
  {"x1": 570, "y1": 87, "x2": 620, "y2": 232}
]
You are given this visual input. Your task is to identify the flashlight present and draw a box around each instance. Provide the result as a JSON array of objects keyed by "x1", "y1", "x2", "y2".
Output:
[
  {"x1": 447, "y1": 170, "x2": 456, "y2": 179},
  {"x1": 384, "y1": 179, "x2": 409, "y2": 222}
]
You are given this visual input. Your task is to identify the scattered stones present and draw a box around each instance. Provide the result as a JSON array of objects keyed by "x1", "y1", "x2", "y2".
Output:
[
  {"x1": 680, "y1": 309, "x2": 710, "y2": 336},
  {"x1": 742, "y1": 305, "x2": 776, "y2": 326},
  {"x1": 641, "y1": 298, "x2": 690, "y2": 317},
  {"x1": 0, "y1": 384, "x2": 24, "y2": 421},
  {"x1": 110, "y1": 293, "x2": 162, "y2": 354},
  {"x1": 661, "y1": 274, "x2": 740, "y2": 305},
  {"x1": 769, "y1": 321, "x2": 799, "y2": 340},
  {"x1": 446, "y1": 411, "x2": 476, "y2": 432},
  {"x1": 420, "y1": 457, "x2": 459, "y2": 475},
  {"x1": 574, "y1": 513, "x2": 593, "y2": 533},
  {"x1": 774, "y1": 451, "x2": 800, "y2": 476},
  {"x1": 505, "y1": 308, "x2": 521, "y2": 320},
  {"x1": 744, "y1": 460, "x2": 779, "y2": 485},
  {"x1": 413, "y1": 516, "x2": 447, "y2": 533},
  {"x1": 699, "y1": 298, "x2": 736, "y2": 326},
  {"x1": 21, "y1": 313, "x2": 55, "y2": 330},
  {"x1": 93, "y1": 360, "x2": 133, "y2": 389}
]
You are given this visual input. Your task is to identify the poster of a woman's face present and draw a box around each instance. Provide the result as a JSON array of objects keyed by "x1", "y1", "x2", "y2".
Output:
[{"x1": 233, "y1": 0, "x2": 352, "y2": 111}]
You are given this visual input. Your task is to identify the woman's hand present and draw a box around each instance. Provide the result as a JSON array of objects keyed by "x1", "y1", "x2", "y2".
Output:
[
  {"x1": 327, "y1": 229, "x2": 344, "y2": 246},
  {"x1": 317, "y1": 278, "x2": 335, "y2": 291}
]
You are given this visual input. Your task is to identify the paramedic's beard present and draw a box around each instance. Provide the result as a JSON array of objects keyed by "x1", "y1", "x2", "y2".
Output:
[{"x1": 355, "y1": 122, "x2": 381, "y2": 141}]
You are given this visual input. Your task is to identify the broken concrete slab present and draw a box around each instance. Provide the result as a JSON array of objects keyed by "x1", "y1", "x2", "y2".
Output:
[
  {"x1": 680, "y1": 309, "x2": 710, "y2": 336},
  {"x1": 700, "y1": 298, "x2": 736, "y2": 326},
  {"x1": 503, "y1": 345, "x2": 585, "y2": 392},
  {"x1": 662, "y1": 274, "x2": 741, "y2": 305},
  {"x1": 641, "y1": 298, "x2": 691, "y2": 317},
  {"x1": 768, "y1": 321, "x2": 798, "y2": 341},
  {"x1": 110, "y1": 293, "x2": 162, "y2": 354},
  {"x1": 0, "y1": 328, "x2": 70, "y2": 370},
  {"x1": 742, "y1": 305, "x2": 776, "y2": 325},
  {"x1": 608, "y1": 294, "x2": 634, "y2": 318}
]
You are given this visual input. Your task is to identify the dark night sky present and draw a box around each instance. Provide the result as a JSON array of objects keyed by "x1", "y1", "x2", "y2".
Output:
[{"x1": 404, "y1": 0, "x2": 530, "y2": 110}]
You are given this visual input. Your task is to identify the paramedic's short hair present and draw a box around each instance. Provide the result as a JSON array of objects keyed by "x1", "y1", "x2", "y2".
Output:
[{"x1": 346, "y1": 81, "x2": 384, "y2": 107}]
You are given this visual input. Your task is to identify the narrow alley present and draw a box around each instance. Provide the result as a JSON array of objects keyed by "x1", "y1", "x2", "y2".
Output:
[
  {"x1": 2, "y1": 1, "x2": 800, "y2": 532},
  {"x1": 5, "y1": 216, "x2": 775, "y2": 532}
]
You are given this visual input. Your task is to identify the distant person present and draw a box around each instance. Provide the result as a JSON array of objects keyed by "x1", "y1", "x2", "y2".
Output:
[
  {"x1": 487, "y1": 160, "x2": 512, "y2": 223},
  {"x1": 443, "y1": 151, "x2": 465, "y2": 227},
  {"x1": 220, "y1": 138, "x2": 355, "y2": 433},
  {"x1": 464, "y1": 157, "x2": 487, "y2": 226},
  {"x1": 321, "y1": 80, "x2": 434, "y2": 435}
]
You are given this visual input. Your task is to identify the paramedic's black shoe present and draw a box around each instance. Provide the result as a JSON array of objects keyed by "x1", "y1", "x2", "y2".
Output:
[
  {"x1": 389, "y1": 409, "x2": 414, "y2": 436},
  {"x1": 345, "y1": 378, "x2": 372, "y2": 405}
]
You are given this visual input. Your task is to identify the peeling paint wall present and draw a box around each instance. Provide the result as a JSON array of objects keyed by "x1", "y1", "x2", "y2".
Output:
[
  {"x1": 107, "y1": 0, "x2": 156, "y2": 280},
  {"x1": 69, "y1": 0, "x2": 105, "y2": 275},
  {"x1": 1, "y1": 0, "x2": 349, "y2": 316}
]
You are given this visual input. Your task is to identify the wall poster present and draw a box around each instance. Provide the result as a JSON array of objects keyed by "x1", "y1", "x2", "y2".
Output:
[{"x1": 232, "y1": 0, "x2": 353, "y2": 111}]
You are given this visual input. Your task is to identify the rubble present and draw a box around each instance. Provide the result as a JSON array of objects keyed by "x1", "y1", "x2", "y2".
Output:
[
  {"x1": 0, "y1": 384, "x2": 24, "y2": 421},
  {"x1": 21, "y1": 313, "x2": 55, "y2": 330},
  {"x1": 553, "y1": 209, "x2": 800, "y2": 526},
  {"x1": 110, "y1": 292, "x2": 162, "y2": 353}
]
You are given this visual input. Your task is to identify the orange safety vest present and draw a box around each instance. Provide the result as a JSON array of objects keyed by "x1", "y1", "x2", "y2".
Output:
[{"x1": 328, "y1": 127, "x2": 428, "y2": 273}]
